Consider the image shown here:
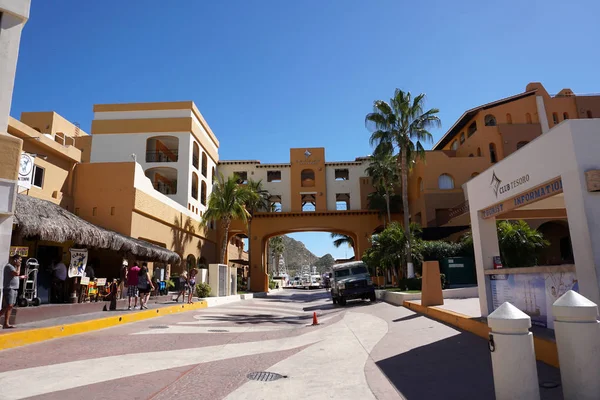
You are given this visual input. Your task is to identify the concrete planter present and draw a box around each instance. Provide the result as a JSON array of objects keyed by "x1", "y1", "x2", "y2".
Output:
[{"x1": 376, "y1": 286, "x2": 479, "y2": 307}]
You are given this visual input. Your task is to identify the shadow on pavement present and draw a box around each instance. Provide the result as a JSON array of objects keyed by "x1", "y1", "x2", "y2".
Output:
[{"x1": 376, "y1": 329, "x2": 563, "y2": 400}]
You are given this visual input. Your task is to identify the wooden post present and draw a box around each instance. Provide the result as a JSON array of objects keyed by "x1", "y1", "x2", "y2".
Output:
[{"x1": 421, "y1": 261, "x2": 444, "y2": 306}]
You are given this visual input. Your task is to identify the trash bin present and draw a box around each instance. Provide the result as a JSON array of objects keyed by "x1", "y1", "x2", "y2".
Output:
[{"x1": 440, "y1": 257, "x2": 477, "y2": 287}]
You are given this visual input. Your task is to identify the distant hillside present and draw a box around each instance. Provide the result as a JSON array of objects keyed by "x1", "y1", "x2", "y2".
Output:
[{"x1": 268, "y1": 235, "x2": 335, "y2": 276}]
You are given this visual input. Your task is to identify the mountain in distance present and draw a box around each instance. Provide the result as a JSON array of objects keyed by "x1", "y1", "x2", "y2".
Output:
[{"x1": 268, "y1": 235, "x2": 335, "y2": 276}]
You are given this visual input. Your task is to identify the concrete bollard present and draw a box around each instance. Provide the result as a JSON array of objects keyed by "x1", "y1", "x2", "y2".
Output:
[
  {"x1": 488, "y1": 302, "x2": 540, "y2": 400},
  {"x1": 552, "y1": 290, "x2": 600, "y2": 400}
]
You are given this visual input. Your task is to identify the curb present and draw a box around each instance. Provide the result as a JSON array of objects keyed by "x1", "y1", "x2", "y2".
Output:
[
  {"x1": 403, "y1": 300, "x2": 559, "y2": 368},
  {"x1": 0, "y1": 301, "x2": 207, "y2": 351}
]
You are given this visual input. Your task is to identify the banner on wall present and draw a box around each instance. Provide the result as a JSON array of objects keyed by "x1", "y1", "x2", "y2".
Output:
[
  {"x1": 490, "y1": 270, "x2": 578, "y2": 329},
  {"x1": 68, "y1": 248, "x2": 88, "y2": 278},
  {"x1": 18, "y1": 152, "x2": 35, "y2": 189}
]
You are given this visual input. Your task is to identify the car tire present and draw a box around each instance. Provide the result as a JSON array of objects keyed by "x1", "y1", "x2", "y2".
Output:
[
  {"x1": 339, "y1": 296, "x2": 346, "y2": 306},
  {"x1": 332, "y1": 297, "x2": 337, "y2": 305}
]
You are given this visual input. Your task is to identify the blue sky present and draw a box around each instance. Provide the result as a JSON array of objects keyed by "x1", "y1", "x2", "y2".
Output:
[{"x1": 10, "y1": 0, "x2": 599, "y2": 259}]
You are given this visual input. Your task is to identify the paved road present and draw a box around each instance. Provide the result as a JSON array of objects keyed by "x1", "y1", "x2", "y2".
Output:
[{"x1": 0, "y1": 289, "x2": 563, "y2": 400}]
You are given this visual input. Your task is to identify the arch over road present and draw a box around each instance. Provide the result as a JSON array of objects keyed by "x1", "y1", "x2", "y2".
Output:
[{"x1": 228, "y1": 210, "x2": 381, "y2": 292}]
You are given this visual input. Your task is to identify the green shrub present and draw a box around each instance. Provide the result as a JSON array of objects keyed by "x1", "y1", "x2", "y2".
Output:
[{"x1": 195, "y1": 282, "x2": 211, "y2": 298}]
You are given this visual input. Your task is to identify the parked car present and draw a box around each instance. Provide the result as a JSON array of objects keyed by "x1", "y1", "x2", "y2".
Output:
[{"x1": 330, "y1": 261, "x2": 376, "y2": 306}]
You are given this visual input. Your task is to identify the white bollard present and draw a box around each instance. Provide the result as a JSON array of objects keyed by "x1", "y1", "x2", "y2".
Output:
[
  {"x1": 488, "y1": 302, "x2": 540, "y2": 400},
  {"x1": 553, "y1": 290, "x2": 600, "y2": 400}
]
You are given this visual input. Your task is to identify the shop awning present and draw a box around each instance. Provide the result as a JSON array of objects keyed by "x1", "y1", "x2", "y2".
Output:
[
  {"x1": 13, "y1": 194, "x2": 181, "y2": 264},
  {"x1": 229, "y1": 259, "x2": 249, "y2": 266}
]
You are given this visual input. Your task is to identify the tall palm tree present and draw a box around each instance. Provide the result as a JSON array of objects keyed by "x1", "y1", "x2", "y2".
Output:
[
  {"x1": 244, "y1": 179, "x2": 270, "y2": 280},
  {"x1": 269, "y1": 236, "x2": 285, "y2": 275},
  {"x1": 366, "y1": 90, "x2": 440, "y2": 277},
  {"x1": 365, "y1": 148, "x2": 398, "y2": 224},
  {"x1": 201, "y1": 174, "x2": 251, "y2": 263},
  {"x1": 330, "y1": 233, "x2": 354, "y2": 250}
]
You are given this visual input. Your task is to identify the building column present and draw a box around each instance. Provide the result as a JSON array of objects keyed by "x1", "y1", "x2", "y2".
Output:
[
  {"x1": 470, "y1": 211, "x2": 500, "y2": 317},
  {"x1": 354, "y1": 232, "x2": 370, "y2": 261},
  {"x1": 249, "y1": 236, "x2": 267, "y2": 292}
]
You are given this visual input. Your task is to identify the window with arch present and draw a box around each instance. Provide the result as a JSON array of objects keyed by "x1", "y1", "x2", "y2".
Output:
[
  {"x1": 467, "y1": 121, "x2": 477, "y2": 137},
  {"x1": 587, "y1": 110, "x2": 593, "y2": 118},
  {"x1": 201, "y1": 153, "x2": 207, "y2": 177},
  {"x1": 450, "y1": 140, "x2": 459, "y2": 150},
  {"x1": 191, "y1": 172, "x2": 199, "y2": 200},
  {"x1": 438, "y1": 174, "x2": 454, "y2": 190},
  {"x1": 200, "y1": 181, "x2": 207, "y2": 205},
  {"x1": 211, "y1": 167, "x2": 215, "y2": 183},
  {"x1": 484, "y1": 114, "x2": 497, "y2": 126},
  {"x1": 563, "y1": 112, "x2": 569, "y2": 120},
  {"x1": 506, "y1": 113, "x2": 512, "y2": 124},
  {"x1": 516, "y1": 141, "x2": 529, "y2": 150},
  {"x1": 525, "y1": 113, "x2": 532, "y2": 124},
  {"x1": 471, "y1": 172, "x2": 479, "y2": 178},
  {"x1": 477, "y1": 147, "x2": 482, "y2": 157},
  {"x1": 460, "y1": 132, "x2": 465, "y2": 144},
  {"x1": 192, "y1": 142, "x2": 199, "y2": 169},
  {"x1": 301, "y1": 169, "x2": 315, "y2": 187},
  {"x1": 489, "y1": 143, "x2": 497, "y2": 163},
  {"x1": 552, "y1": 112, "x2": 559, "y2": 125}
]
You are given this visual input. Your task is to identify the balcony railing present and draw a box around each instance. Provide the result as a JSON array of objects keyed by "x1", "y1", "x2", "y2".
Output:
[
  {"x1": 153, "y1": 181, "x2": 177, "y2": 195},
  {"x1": 146, "y1": 150, "x2": 179, "y2": 163}
]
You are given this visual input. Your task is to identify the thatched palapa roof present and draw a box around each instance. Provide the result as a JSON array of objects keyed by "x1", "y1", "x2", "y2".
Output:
[{"x1": 13, "y1": 194, "x2": 181, "y2": 264}]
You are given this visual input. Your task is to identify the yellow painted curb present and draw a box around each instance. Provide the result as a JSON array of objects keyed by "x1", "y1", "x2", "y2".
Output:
[
  {"x1": 0, "y1": 301, "x2": 207, "y2": 351},
  {"x1": 403, "y1": 300, "x2": 559, "y2": 368}
]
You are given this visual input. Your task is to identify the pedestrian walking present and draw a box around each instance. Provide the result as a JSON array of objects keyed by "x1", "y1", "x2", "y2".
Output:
[
  {"x1": 2, "y1": 254, "x2": 26, "y2": 329},
  {"x1": 137, "y1": 263, "x2": 154, "y2": 309},
  {"x1": 119, "y1": 260, "x2": 128, "y2": 299},
  {"x1": 175, "y1": 270, "x2": 188, "y2": 303},
  {"x1": 127, "y1": 262, "x2": 141, "y2": 310},
  {"x1": 187, "y1": 269, "x2": 198, "y2": 304}
]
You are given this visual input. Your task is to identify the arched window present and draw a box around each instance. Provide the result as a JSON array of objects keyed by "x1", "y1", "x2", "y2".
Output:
[
  {"x1": 192, "y1": 142, "x2": 199, "y2": 169},
  {"x1": 451, "y1": 140, "x2": 459, "y2": 150},
  {"x1": 460, "y1": 132, "x2": 465, "y2": 144},
  {"x1": 477, "y1": 147, "x2": 482, "y2": 157},
  {"x1": 201, "y1": 152, "x2": 207, "y2": 177},
  {"x1": 211, "y1": 167, "x2": 215, "y2": 183},
  {"x1": 552, "y1": 112, "x2": 559, "y2": 125},
  {"x1": 489, "y1": 143, "x2": 497, "y2": 163},
  {"x1": 506, "y1": 113, "x2": 512, "y2": 124},
  {"x1": 471, "y1": 172, "x2": 479, "y2": 178},
  {"x1": 301, "y1": 169, "x2": 315, "y2": 187},
  {"x1": 438, "y1": 174, "x2": 454, "y2": 190},
  {"x1": 191, "y1": 172, "x2": 199, "y2": 200},
  {"x1": 200, "y1": 181, "x2": 207, "y2": 205},
  {"x1": 563, "y1": 112, "x2": 569, "y2": 120},
  {"x1": 484, "y1": 114, "x2": 497, "y2": 126},
  {"x1": 517, "y1": 141, "x2": 529, "y2": 150},
  {"x1": 467, "y1": 122, "x2": 477, "y2": 137},
  {"x1": 525, "y1": 113, "x2": 532, "y2": 124},
  {"x1": 587, "y1": 110, "x2": 593, "y2": 118},
  {"x1": 417, "y1": 177, "x2": 423, "y2": 197}
]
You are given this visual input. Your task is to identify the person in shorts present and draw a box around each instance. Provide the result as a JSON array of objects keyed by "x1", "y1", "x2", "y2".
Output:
[
  {"x1": 137, "y1": 263, "x2": 154, "y2": 310},
  {"x1": 187, "y1": 268, "x2": 198, "y2": 304},
  {"x1": 127, "y1": 262, "x2": 141, "y2": 310},
  {"x1": 2, "y1": 254, "x2": 25, "y2": 329}
]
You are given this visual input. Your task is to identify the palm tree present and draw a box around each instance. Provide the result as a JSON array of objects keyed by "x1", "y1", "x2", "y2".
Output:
[
  {"x1": 244, "y1": 179, "x2": 270, "y2": 281},
  {"x1": 269, "y1": 236, "x2": 285, "y2": 275},
  {"x1": 366, "y1": 90, "x2": 440, "y2": 277},
  {"x1": 330, "y1": 233, "x2": 354, "y2": 249},
  {"x1": 201, "y1": 174, "x2": 251, "y2": 263},
  {"x1": 365, "y1": 148, "x2": 398, "y2": 224}
]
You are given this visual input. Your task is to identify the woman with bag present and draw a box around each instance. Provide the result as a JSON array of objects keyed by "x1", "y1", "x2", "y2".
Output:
[{"x1": 137, "y1": 263, "x2": 155, "y2": 310}]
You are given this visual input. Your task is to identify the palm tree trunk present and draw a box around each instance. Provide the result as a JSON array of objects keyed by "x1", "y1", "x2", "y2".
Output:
[
  {"x1": 385, "y1": 190, "x2": 392, "y2": 224},
  {"x1": 220, "y1": 219, "x2": 231, "y2": 264},
  {"x1": 400, "y1": 147, "x2": 414, "y2": 278}
]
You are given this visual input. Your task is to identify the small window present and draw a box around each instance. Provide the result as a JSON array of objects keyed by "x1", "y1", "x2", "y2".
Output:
[
  {"x1": 489, "y1": 143, "x2": 497, "y2": 163},
  {"x1": 201, "y1": 181, "x2": 207, "y2": 205},
  {"x1": 32, "y1": 165, "x2": 44, "y2": 188},
  {"x1": 563, "y1": 112, "x2": 569, "y2": 120},
  {"x1": 451, "y1": 140, "x2": 459, "y2": 150},
  {"x1": 460, "y1": 133, "x2": 465, "y2": 144},
  {"x1": 211, "y1": 167, "x2": 215, "y2": 183},
  {"x1": 192, "y1": 142, "x2": 199, "y2": 169},
  {"x1": 517, "y1": 141, "x2": 529, "y2": 150},
  {"x1": 526, "y1": 113, "x2": 532, "y2": 124},
  {"x1": 301, "y1": 194, "x2": 316, "y2": 212},
  {"x1": 467, "y1": 122, "x2": 477, "y2": 136},
  {"x1": 587, "y1": 110, "x2": 593, "y2": 118},
  {"x1": 110, "y1": 207, "x2": 115, "y2": 216},
  {"x1": 336, "y1": 193, "x2": 350, "y2": 210},
  {"x1": 92, "y1": 207, "x2": 97, "y2": 216},
  {"x1": 484, "y1": 114, "x2": 496, "y2": 126},
  {"x1": 438, "y1": 174, "x2": 454, "y2": 190},
  {"x1": 552, "y1": 112, "x2": 559, "y2": 125},
  {"x1": 269, "y1": 195, "x2": 282, "y2": 212},
  {"x1": 477, "y1": 147, "x2": 482, "y2": 157},
  {"x1": 234, "y1": 171, "x2": 248, "y2": 184},
  {"x1": 267, "y1": 170, "x2": 281, "y2": 182},
  {"x1": 506, "y1": 113, "x2": 512, "y2": 124},
  {"x1": 201, "y1": 153, "x2": 208, "y2": 177},
  {"x1": 334, "y1": 169, "x2": 349, "y2": 181},
  {"x1": 301, "y1": 169, "x2": 315, "y2": 187}
]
